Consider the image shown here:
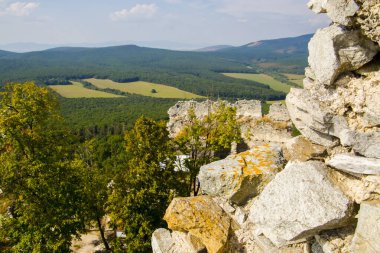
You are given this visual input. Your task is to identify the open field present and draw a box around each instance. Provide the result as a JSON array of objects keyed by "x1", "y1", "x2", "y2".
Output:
[
  {"x1": 49, "y1": 82, "x2": 123, "y2": 98},
  {"x1": 282, "y1": 73, "x2": 304, "y2": 87},
  {"x1": 84, "y1": 78, "x2": 204, "y2": 99},
  {"x1": 223, "y1": 73, "x2": 292, "y2": 93}
]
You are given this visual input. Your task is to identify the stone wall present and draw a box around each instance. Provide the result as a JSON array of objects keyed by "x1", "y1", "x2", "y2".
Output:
[
  {"x1": 167, "y1": 100, "x2": 293, "y2": 148},
  {"x1": 153, "y1": 1, "x2": 380, "y2": 252}
]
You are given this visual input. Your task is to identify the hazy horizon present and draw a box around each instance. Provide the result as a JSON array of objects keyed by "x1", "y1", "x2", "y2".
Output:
[{"x1": 0, "y1": 0, "x2": 329, "y2": 51}]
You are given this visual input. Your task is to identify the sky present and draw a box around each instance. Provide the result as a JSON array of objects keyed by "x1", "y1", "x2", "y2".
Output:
[{"x1": 0, "y1": 0, "x2": 330, "y2": 49}]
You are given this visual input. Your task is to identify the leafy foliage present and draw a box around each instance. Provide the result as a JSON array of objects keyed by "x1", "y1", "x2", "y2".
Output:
[
  {"x1": 174, "y1": 102, "x2": 242, "y2": 195},
  {"x1": 0, "y1": 82, "x2": 86, "y2": 252},
  {"x1": 107, "y1": 117, "x2": 186, "y2": 252}
]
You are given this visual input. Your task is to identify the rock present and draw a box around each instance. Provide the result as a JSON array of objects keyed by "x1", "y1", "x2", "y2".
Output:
[
  {"x1": 355, "y1": 0, "x2": 380, "y2": 45},
  {"x1": 351, "y1": 201, "x2": 380, "y2": 253},
  {"x1": 234, "y1": 207, "x2": 247, "y2": 227},
  {"x1": 235, "y1": 100, "x2": 262, "y2": 120},
  {"x1": 324, "y1": 0, "x2": 359, "y2": 26},
  {"x1": 242, "y1": 122, "x2": 293, "y2": 148},
  {"x1": 249, "y1": 161, "x2": 354, "y2": 247},
  {"x1": 286, "y1": 88, "x2": 340, "y2": 147},
  {"x1": 283, "y1": 136, "x2": 326, "y2": 161},
  {"x1": 327, "y1": 153, "x2": 380, "y2": 175},
  {"x1": 352, "y1": 131, "x2": 380, "y2": 159},
  {"x1": 152, "y1": 229, "x2": 206, "y2": 253},
  {"x1": 152, "y1": 229, "x2": 173, "y2": 253},
  {"x1": 314, "y1": 226, "x2": 355, "y2": 253},
  {"x1": 328, "y1": 169, "x2": 380, "y2": 204},
  {"x1": 308, "y1": 25, "x2": 378, "y2": 86},
  {"x1": 164, "y1": 196, "x2": 231, "y2": 253},
  {"x1": 268, "y1": 102, "x2": 291, "y2": 122},
  {"x1": 198, "y1": 145, "x2": 284, "y2": 204},
  {"x1": 167, "y1": 100, "x2": 262, "y2": 138},
  {"x1": 307, "y1": 0, "x2": 327, "y2": 13}
]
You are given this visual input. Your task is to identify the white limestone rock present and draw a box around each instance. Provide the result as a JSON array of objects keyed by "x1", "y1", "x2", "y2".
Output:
[
  {"x1": 268, "y1": 102, "x2": 291, "y2": 122},
  {"x1": 327, "y1": 153, "x2": 380, "y2": 175},
  {"x1": 314, "y1": 226, "x2": 355, "y2": 253},
  {"x1": 352, "y1": 131, "x2": 380, "y2": 159},
  {"x1": 152, "y1": 229, "x2": 206, "y2": 253},
  {"x1": 308, "y1": 25, "x2": 378, "y2": 86},
  {"x1": 249, "y1": 161, "x2": 354, "y2": 247},
  {"x1": 286, "y1": 88, "x2": 340, "y2": 147},
  {"x1": 351, "y1": 201, "x2": 380, "y2": 253},
  {"x1": 309, "y1": 0, "x2": 359, "y2": 26},
  {"x1": 152, "y1": 228, "x2": 173, "y2": 253},
  {"x1": 198, "y1": 145, "x2": 284, "y2": 204}
]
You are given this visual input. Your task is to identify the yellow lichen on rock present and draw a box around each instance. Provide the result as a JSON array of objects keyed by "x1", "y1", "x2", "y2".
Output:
[{"x1": 164, "y1": 196, "x2": 231, "y2": 253}]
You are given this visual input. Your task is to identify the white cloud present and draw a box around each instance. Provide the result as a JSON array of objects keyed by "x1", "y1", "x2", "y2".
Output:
[
  {"x1": 4, "y1": 2, "x2": 39, "y2": 16},
  {"x1": 110, "y1": 4, "x2": 157, "y2": 21}
]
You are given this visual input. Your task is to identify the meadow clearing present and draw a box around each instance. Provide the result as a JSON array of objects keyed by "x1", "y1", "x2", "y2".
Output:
[
  {"x1": 49, "y1": 82, "x2": 123, "y2": 98},
  {"x1": 84, "y1": 78, "x2": 204, "y2": 99}
]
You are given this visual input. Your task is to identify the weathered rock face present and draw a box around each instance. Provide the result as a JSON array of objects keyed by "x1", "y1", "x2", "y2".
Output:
[
  {"x1": 308, "y1": 0, "x2": 359, "y2": 26},
  {"x1": 314, "y1": 226, "x2": 355, "y2": 253},
  {"x1": 249, "y1": 161, "x2": 354, "y2": 247},
  {"x1": 198, "y1": 145, "x2": 284, "y2": 204},
  {"x1": 328, "y1": 169, "x2": 380, "y2": 204},
  {"x1": 167, "y1": 100, "x2": 262, "y2": 139},
  {"x1": 308, "y1": 24, "x2": 378, "y2": 86},
  {"x1": 164, "y1": 196, "x2": 231, "y2": 253},
  {"x1": 152, "y1": 229, "x2": 206, "y2": 253},
  {"x1": 351, "y1": 201, "x2": 380, "y2": 253},
  {"x1": 268, "y1": 102, "x2": 291, "y2": 122},
  {"x1": 283, "y1": 136, "x2": 326, "y2": 161},
  {"x1": 327, "y1": 153, "x2": 380, "y2": 175}
]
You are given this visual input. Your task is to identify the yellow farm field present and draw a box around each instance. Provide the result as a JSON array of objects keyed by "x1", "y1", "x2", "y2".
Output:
[
  {"x1": 84, "y1": 78, "x2": 204, "y2": 99},
  {"x1": 282, "y1": 73, "x2": 304, "y2": 87},
  {"x1": 49, "y1": 82, "x2": 123, "y2": 98},
  {"x1": 223, "y1": 73, "x2": 292, "y2": 93}
]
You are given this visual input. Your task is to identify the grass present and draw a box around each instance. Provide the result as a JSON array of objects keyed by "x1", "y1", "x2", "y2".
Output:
[
  {"x1": 281, "y1": 73, "x2": 304, "y2": 87},
  {"x1": 84, "y1": 78, "x2": 204, "y2": 99},
  {"x1": 49, "y1": 82, "x2": 123, "y2": 98},
  {"x1": 223, "y1": 73, "x2": 292, "y2": 93}
]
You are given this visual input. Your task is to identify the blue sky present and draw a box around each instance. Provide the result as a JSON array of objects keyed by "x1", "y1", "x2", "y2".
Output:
[{"x1": 0, "y1": 0, "x2": 329, "y2": 48}]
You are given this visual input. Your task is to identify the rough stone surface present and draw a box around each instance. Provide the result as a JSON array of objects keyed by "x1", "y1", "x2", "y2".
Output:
[
  {"x1": 152, "y1": 229, "x2": 206, "y2": 253},
  {"x1": 327, "y1": 153, "x2": 380, "y2": 175},
  {"x1": 167, "y1": 100, "x2": 262, "y2": 138},
  {"x1": 351, "y1": 131, "x2": 380, "y2": 159},
  {"x1": 308, "y1": 25, "x2": 378, "y2": 85},
  {"x1": 249, "y1": 161, "x2": 354, "y2": 247},
  {"x1": 283, "y1": 136, "x2": 326, "y2": 161},
  {"x1": 286, "y1": 88, "x2": 340, "y2": 147},
  {"x1": 198, "y1": 145, "x2": 284, "y2": 204},
  {"x1": 314, "y1": 226, "x2": 355, "y2": 253},
  {"x1": 164, "y1": 196, "x2": 231, "y2": 253},
  {"x1": 328, "y1": 169, "x2": 380, "y2": 203},
  {"x1": 355, "y1": 0, "x2": 380, "y2": 45},
  {"x1": 351, "y1": 201, "x2": 380, "y2": 253},
  {"x1": 152, "y1": 229, "x2": 174, "y2": 253},
  {"x1": 309, "y1": 0, "x2": 359, "y2": 26},
  {"x1": 268, "y1": 102, "x2": 291, "y2": 122}
]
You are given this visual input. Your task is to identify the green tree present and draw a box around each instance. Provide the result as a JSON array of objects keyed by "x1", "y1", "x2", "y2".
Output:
[
  {"x1": 107, "y1": 117, "x2": 185, "y2": 252},
  {"x1": 174, "y1": 101, "x2": 242, "y2": 196},
  {"x1": 0, "y1": 82, "x2": 86, "y2": 252}
]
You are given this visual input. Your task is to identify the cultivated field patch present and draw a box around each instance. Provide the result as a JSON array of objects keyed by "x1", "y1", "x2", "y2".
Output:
[
  {"x1": 223, "y1": 73, "x2": 292, "y2": 93},
  {"x1": 49, "y1": 82, "x2": 123, "y2": 98},
  {"x1": 84, "y1": 78, "x2": 204, "y2": 99}
]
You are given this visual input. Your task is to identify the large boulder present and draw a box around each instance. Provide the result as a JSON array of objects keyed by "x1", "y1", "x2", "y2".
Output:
[
  {"x1": 351, "y1": 201, "x2": 380, "y2": 253},
  {"x1": 308, "y1": 24, "x2": 378, "y2": 86},
  {"x1": 249, "y1": 161, "x2": 355, "y2": 247},
  {"x1": 327, "y1": 153, "x2": 380, "y2": 175},
  {"x1": 164, "y1": 196, "x2": 231, "y2": 253},
  {"x1": 198, "y1": 145, "x2": 284, "y2": 204}
]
